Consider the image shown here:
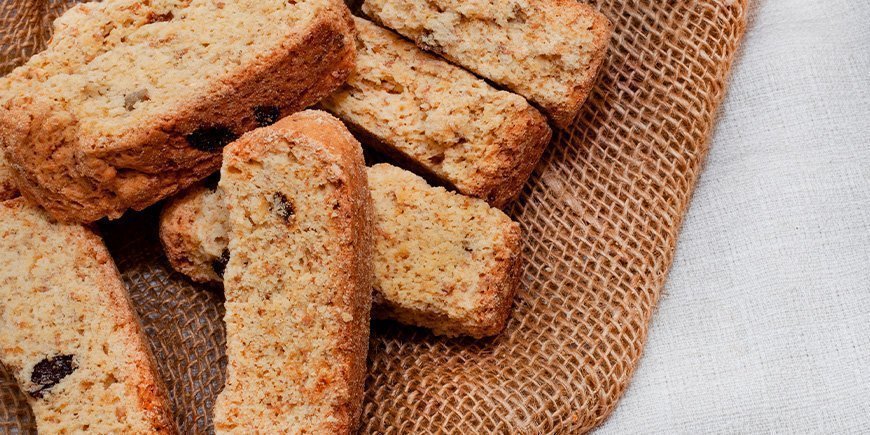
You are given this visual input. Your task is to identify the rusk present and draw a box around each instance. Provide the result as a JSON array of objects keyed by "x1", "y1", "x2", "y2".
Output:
[
  {"x1": 0, "y1": 0, "x2": 356, "y2": 222},
  {"x1": 0, "y1": 198, "x2": 175, "y2": 434},
  {"x1": 213, "y1": 111, "x2": 372, "y2": 433}
]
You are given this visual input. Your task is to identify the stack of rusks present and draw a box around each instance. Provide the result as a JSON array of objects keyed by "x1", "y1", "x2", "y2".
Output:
[{"x1": 0, "y1": 0, "x2": 611, "y2": 432}]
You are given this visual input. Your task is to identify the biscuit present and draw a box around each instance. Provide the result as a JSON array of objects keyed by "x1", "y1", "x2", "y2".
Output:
[
  {"x1": 0, "y1": 0, "x2": 356, "y2": 222},
  {"x1": 0, "y1": 198, "x2": 176, "y2": 434},
  {"x1": 320, "y1": 18, "x2": 551, "y2": 206},
  {"x1": 213, "y1": 111, "x2": 372, "y2": 433}
]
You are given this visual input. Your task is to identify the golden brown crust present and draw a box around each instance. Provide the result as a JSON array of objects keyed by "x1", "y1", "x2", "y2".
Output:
[
  {"x1": 0, "y1": 1, "x2": 356, "y2": 223},
  {"x1": 0, "y1": 197, "x2": 176, "y2": 434},
  {"x1": 473, "y1": 109, "x2": 552, "y2": 206},
  {"x1": 469, "y1": 221, "x2": 523, "y2": 338},
  {"x1": 215, "y1": 111, "x2": 371, "y2": 433},
  {"x1": 102, "y1": 247, "x2": 177, "y2": 435}
]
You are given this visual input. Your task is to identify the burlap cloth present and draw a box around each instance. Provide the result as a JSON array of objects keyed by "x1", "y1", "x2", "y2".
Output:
[{"x1": 0, "y1": 0, "x2": 749, "y2": 433}]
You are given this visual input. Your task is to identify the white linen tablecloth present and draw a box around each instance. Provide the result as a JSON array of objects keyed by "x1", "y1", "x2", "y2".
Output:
[{"x1": 594, "y1": 0, "x2": 870, "y2": 432}]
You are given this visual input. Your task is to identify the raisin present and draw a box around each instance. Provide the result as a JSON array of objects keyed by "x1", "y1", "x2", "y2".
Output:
[
  {"x1": 270, "y1": 193, "x2": 295, "y2": 221},
  {"x1": 29, "y1": 354, "x2": 76, "y2": 398},
  {"x1": 186, "y1": 126, "x2": 237, "y2": 152},
  {"x1": 253, "y1": 106, "x2": 281, "y2": 127},
  {"x1": 212, "y1": 249, "x2": 230, "y2": 279},
  {"x1": 202, "y1": 172, "x2": 221, "y2": 191},
  {"x1": 124, "y1": 89, "x2": 150, "y2": 111}
]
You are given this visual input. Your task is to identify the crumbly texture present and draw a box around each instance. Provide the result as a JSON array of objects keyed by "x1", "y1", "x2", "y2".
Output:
[
  {"x1": 160, "y1": 163, "x2": 522, "y2": 338},
  {"x1": 0, "y1": 198, "x2": 176, "y2": 434},
  {"x1": 319, "y1": 18, "x2": 551, "y2": 206},
  {"x1": 0, "y1": 0, "x2": 356, "y2": 223},
  {"x1": 0, "y1": 150, "x2": 17, "y2": 201},
  {"x1": 362, "y1": 0, "x2": 612, "y2": 129},
  {"x1": 214, "y1": 111, "x2": 372, "y2": 434}
]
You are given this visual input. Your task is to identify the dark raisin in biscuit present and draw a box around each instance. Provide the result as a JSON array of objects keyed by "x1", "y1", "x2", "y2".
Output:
[
  {"x1": 29, "y1": 355, "x2": 76, "y2": 399},
  {"x1": 185, "y1": 126, "x2": 238, "y2": 152},
  {"x1": 253, "y1": 106, "x2": 282, "y2": 127}
]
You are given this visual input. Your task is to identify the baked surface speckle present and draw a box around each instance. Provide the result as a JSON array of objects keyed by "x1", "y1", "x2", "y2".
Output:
[
  {"x1": 362, "y1": 0, "x2": 612, "y2": 129},
  {"x1": 0, "y1": 198, "x2": 176, "y2": 434},
  {"x1": 0, "y1": 0, "x2": 356, "y2": 223},
  {"x1": 213, "y1": 111, "x2": 372, "y2": 434}
]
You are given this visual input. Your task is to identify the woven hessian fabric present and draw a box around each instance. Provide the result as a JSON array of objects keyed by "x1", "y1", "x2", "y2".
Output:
[{"x1": 0, "y1": 0, "x2": 749, "y2": 433}]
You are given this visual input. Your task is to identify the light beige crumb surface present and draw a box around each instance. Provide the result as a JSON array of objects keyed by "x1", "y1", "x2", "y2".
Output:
[
  {"x1": 160, "y1": 163, "x2": 522, "y2": 338},
  {"x1": 362, "y1": 0, "x2": 612, "y2": 128},
  {"x1": 320, "y1": 17, "x2": 551, "y2": 206},
  {"x1": 214, "y1": 111, "x2": 372, "y2": 434},
  {"x1": 0, "y1": 198, "x2": 175, "y2": 434}
]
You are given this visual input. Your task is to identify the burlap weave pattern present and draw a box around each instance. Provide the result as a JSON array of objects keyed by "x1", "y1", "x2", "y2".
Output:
[{"x1": 0, "y1": 0, "x2": 749, "y2": 433}]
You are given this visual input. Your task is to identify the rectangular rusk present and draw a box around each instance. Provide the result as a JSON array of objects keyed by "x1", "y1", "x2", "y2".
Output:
[
  {"x1": 362, "y1": 0, "x2": 612, "y2": 129},
  {"x1": 213, "y1": 111, "x2": 373, "y2": 433},
  {"x1": 0, "y1": 0, "x2": 356, "y2": 223},
  {"x1": 0, "y1": 198, "x2": 176, "y2": 434}
]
